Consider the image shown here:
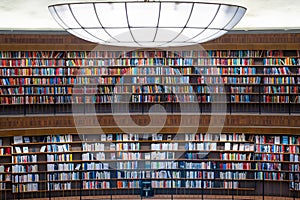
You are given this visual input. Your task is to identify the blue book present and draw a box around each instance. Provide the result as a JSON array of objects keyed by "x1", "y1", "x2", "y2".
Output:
[{"x1": 282, "y1": 136, "x2": 288, "y2": 145}]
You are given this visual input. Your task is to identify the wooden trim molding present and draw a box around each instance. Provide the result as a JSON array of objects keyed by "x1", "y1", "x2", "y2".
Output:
[
  {"x1": 1, "y1": 33, "x2": 300, "y2": 50},
  {"x1": 0, "y1": 114, "x2": 299, "y2": 136}
]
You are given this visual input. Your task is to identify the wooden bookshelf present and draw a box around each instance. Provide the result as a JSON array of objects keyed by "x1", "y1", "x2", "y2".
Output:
[
  {"x1": 0, "y1": 49, "x2": 300, "y2": 115},
  {"x1": 0, "y1": 132, "x2": 297, "y2": 199},
  {"x1": 0, "y1": 33, "x2": 300, "y2": 199}
]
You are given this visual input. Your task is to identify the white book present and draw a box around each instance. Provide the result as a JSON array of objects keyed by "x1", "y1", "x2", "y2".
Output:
[
  {"x1": 123, "y1": 134, "x2": 128, "y2": 141},
  {"x1": 274, "y1": 136, "x2": 280, "y2": 144},
  {"x1": 13, "y1": 136, "x2": 23, "y2": 144},
  {"x1": 100, "y1": 134, "x2": 106, "y2": 141},
  {"x1": 224, "y1": 143, "x2": 231, "y2": 150},
  {"x1": 23, "y1": 146, "x2": 29, "y2": 153},
  {"x1": 40, "y1": 145, "x2": 46, "y2": 152},
  {"x1": 232, "y1": 143, "x2": 239, "y2": 151},
  {"x1": 239, "y1": 143, "x2": 245, "y2": 151},
  {"x1": 15, "y1": 147, "x2": 22, "y2": 153},
  {"x1": 220, "y1": 134, "x2": 227, "y2": 141},
  {"x1": 145, "y1": 153, "x2": 151, "y2": 160}
]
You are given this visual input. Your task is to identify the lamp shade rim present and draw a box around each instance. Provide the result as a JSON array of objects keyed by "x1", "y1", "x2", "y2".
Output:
[{"x1": 48, "y1": 1, "x2": 247, "y2": 11}]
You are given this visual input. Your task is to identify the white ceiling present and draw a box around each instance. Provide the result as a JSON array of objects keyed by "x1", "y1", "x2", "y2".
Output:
[{"x1": 0, "y1": 0, "x2": 299, "y2": 31}]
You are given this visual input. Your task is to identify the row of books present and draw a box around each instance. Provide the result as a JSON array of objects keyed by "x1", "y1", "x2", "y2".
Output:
[
  {"x1": 254, "y1": 153, "x2": 283, "y2": 161},
  {"x1": 12, "y1": 165, "x2": 38, "y2": 173},
  {"x1": 219, "y1": 163, "x2": 251, "y2": 170},
  {"x1": 116, "y1": 152, "x2": 142, "y2": 160},
  {"x1": 66, "y1": 50, "x2": 262, "y2": 59},
  {"x1": 0, "y1": 147, "x2": 11, "y2": 155},
  {"x1": 255, "y1": 172, "x2": 285, "y2": 180},
  {"x1": 82, "y1": 162, "x2": 109, "y2": 171},
  {"x1": 0, "y1": 66, "x2": 66, "y2": 76},
  {"x1": 220, "y1": 153, "x2": 251, "y2": 161},
  {"x1": 48, "y1": 182, "x2": 71, "y2": 191},
  {"x1": 151, "y1": 180, "x2": 181, "y2": 188},
  {"x1": 47, "y1": 154, "x2": 73, "y2": 162},
  {"x1": 65, "y1": 58, "x2": 258, "y2": 67},
  {"x1": 82, "y1": 171, "x2": 111, "y2": 180},
  {"x1": 255, "y1": 144, "x2": 286, "y2": 153},
  {"x1": 82, "y1": 181, "x2": 110, "y2": 189},
  {"x1": 150, "y1": 152, "x2": 175, "y2": 160},
  {"x1": 289, "y1": 164, "x2": 300, "y2": 171},
  {"x1": 115, "y1": 133, "x2": 139, "y2": 141},
  {"x1": 12, "y1": 174, "x2": 39, "y2": 183},
  {"x1": 47, "y1": 172, "x2": 79, "y2": 181},
  {"x1": 116, "y1": 180, "x2": 140, "y2": 188},
  {"x1": 290, "y1": 154, "x2": 299, "y2": 162},
  {"x1": 3, "y1": 65, "x2": 298, "y2": 78},
  {"x1": 219, "y1": 171, "x2": 247, "y2": 179},
  {"x1": 47, "y1": 163, "x2": 75, "y2": 171},
  {"x1": 0, "y1": 94, "x2": 253, "y2": 104},
  {"x1": 263, "y1": 77, "x2": 296, "y2": 84},
  {"x1": 0, "y1": 51, "x2": 64, "y2": 59},
  {"x1": 184, "y1": 133, "x2": 247, "y2": 142},
  {"x1": 13, "y1": 155, "x2": 37, "y2": 163},
  {"x1": 184, "y1": 143, "x2": 217, "y2": 151},
  {"x1": 2, "y1": 94, "x2": 300, "y2": 104},
  {"x1": 117, "y1": 170, "x2": 150, "y2": 179},
  {"x1": 12, "y1": 183, "x2": 38, "y2": 193},
  {"x1": 186, "y1": 171, "x2": 215, "y2": 179},
  {"x1": 82, "y1": 152, "x2": 106, "y2": 161},
  {"x1": 255, "y1": 163, "x2": 281, "y2": 171},
  {"x1": 82, "y1": 143, "x2": 105, "y2": 151},
  {"x1": 66, "y1": 57, "x2": 300, "y2": 66},
  {"x1": 200, "y1": 76, "x2": 261, "y2": 84},
  {"x1": 263, "y1": 58, "x2": 297, "y2": 66},
  {"x1": 0, "y1": 50, "x2": 299, "y2": 61},
  {"x1": 1, "y1": 85, "x2": 298, "y2": 96},
  {"x1": 263, "y1": 95, "x2": 290, "y2": 103},
  {"x1": 0, "y1": 74, "x2": 297, "y2": 88},
  {"x1": 151, "y1": 143, "x2": 179, "y2": 151}
]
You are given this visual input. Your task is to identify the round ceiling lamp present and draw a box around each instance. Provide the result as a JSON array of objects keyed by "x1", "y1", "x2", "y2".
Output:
[{"x1": 48, "y1": 1, "x2": 246, "y2": 47}]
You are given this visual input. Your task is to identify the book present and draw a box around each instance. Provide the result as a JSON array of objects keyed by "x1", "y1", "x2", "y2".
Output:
[
  {"x1": 232, "y1": 143, "x2": 238, "y2": 151},
  {"x1": 15, "y1": 147, "x2": 21, "y2": 153},
  {"x1": 220, "y1": 134, "x2": 227, "y2": 141},
  {"x1": 23, "y1": 146, "x2": 29, "y2": 153},
  {"x1": 13, "y1": 136, "x2": 23, "y2": 144},
  {"x1": 239, "y1": 143, "x2": 245, "y2": 151},
  {"x1": 107, "y1": 134, "x2": 113, "y2": 141},
  {"x1": 40, "y1": 146, "x2": 46, "y2": 152},
  {"x1": 282, "y1": 136, "x2": 289, "y2": 145},
  {"x1": 274, "y1": 136, "x2": 280, "y2": 144},
  {"x1": 100, "y1": 134, "x2": 106, "y2": 141},
  {"x1": 24, "y1": 137, "x2": 30, "y2": 143},
  {"x1": 224, "y1": 143, "x2": 231, "y2": 150},
  {"x1": 75, "y1": 164, "x2": 81, "y2": 170}
]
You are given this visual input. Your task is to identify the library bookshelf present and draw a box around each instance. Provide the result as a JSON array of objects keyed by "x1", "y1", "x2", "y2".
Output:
[{"x1": 0, "y1": 32, "x2": 300, "y2": 199}]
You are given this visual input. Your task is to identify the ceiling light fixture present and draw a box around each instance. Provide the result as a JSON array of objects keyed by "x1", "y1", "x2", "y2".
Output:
[{"x1": 48, "y1": 1, "x2": 246, "y2": 47}]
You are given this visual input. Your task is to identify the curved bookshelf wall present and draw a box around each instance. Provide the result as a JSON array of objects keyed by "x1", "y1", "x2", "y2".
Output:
[
  {"x1": 0, "y1": 49, "x2": 300, "y2": 115},
  {"x1": 0, "y1": 33, "x2": 300, "y2": 199}
]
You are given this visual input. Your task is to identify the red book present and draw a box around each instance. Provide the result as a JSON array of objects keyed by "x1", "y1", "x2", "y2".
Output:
[{"x1": 5, "y1": 147, "x2": 10, "y2": 155}]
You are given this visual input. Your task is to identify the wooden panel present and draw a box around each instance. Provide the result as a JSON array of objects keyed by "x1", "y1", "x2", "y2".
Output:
[
  {"x1": 1, "y1": 33, "x2": 300, "y2": 50},
  {"x1": 0, "y1": 114, "x2": 299, "y2": 136}
]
